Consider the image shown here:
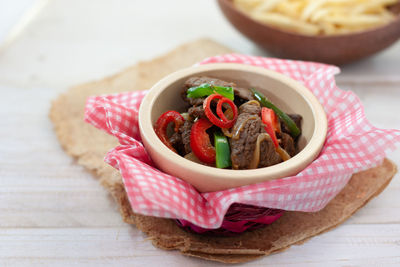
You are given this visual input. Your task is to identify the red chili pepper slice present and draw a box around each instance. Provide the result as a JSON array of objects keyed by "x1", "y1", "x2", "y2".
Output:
[
  {"x1": 262, "y1": 107, "x2": 280, "y2": 133},
  {"x1": 203, "y1": 94, "x2": 238, "y2": 129},
  {"x1": 154, "y1": 110, "x2": 184, "y2": 153},
  {"x1": 216, "y1": 98, "x2": 238, "y2": 123},
  {"x1": 261, "y1": 107, "x2": 279, "y2": 148},
  {"x1": 190, "y1": 118, "x2": 216, "y2": 164}
]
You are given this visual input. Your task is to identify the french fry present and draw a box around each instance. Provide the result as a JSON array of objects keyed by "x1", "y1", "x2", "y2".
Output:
[
  {"x1": 319, "y1": 21, "x2": 337, "y2": 35},
  {"x1": 275, "y1": 1, "x2": 304, "y2": 18},
  {"x1": 251, "y1": 12, "x2": 320, "y2": 35},
  {"x1": 233, "y1": 0, "x2": 397, "y2": 35},
  {"x1": 352, "y1": 0, "x2": 398, "y2": 14},
  {"x1": 323, "y1": 14, "x2": 391, "y2": 27},
  {"x1": 309, "y1": 8, "x2": 329, "y2": 22},
  {"x1": 301, "y1": 0, "x2": 327, "y2": 21},
  {"x1": 254, "y1": 0, "x2": 283, "y2": 13}
]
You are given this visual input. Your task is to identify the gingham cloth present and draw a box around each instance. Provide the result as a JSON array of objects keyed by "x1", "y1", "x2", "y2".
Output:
[{"x1": 85, "y1": 54, "x2": 400, "y2": 229}]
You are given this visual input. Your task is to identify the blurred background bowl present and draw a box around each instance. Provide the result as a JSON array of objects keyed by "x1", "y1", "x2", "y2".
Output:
[{"x1": 217, "y1": 0, "x2": 400, "y2": 65}]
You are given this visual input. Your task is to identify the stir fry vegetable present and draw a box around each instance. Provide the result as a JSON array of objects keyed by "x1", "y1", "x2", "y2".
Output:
[
  {"x1": 203, "y1": 94, "x2": 238, "y2": 129},
  {"x1": 154, "y1": 76, "x2": 303, "y2": 169},
  {"x1": 214, "y1": 132, "x2": 232, "y2": 169},
  {"x1": 187, "y1": 83, "x2": 234, "y2": 100},
  {"x1": 252, "y1": 89, "x2": 301, "y2": 138},
  {"x1": 154, "y1": 110, "x2": 185, "y2": 153},
  {"x1": 276, "y1": 146, "x2": 291, "y2": 161},
  {"x1": 190, "y1": 118, "x2": 216, "y2": 164},
  {"x1": 261, "y1": 107, "x2": 280, "y2": 148},
  {"x1": 262, "y1": 107, "x2": 291, "y2": 162}
]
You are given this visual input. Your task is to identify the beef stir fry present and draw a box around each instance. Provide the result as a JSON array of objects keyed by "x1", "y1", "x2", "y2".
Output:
[{"x1": 154, "y1": 77, "x2": 303, "y2": 170}]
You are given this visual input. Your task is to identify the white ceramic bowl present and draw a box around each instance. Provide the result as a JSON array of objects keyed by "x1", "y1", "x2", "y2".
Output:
[{"x1": 139, "y1": 63, "x2": 327, "y2": 192}]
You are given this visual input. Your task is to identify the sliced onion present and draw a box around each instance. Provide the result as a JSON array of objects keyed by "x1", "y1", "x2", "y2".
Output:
[
  {"x1": 180, "y1": 112, "x2": 190, "y2": 121},
  {"x1": 276, "y1": 146, "x2": 291, "y2": 161},
  {"x1": 249, "y1": 134, "x2": 291, "y2": 169},
  {"x1": 249, "y1": 133, "x2": 271, "y2": 169},
  {"x1": 239, "y1": 100, "x2": 260, "y2": 109},
  {"x1": 232, "y1": 116, "x2": 258, "y2": 140},
  {"x1": 184, "y1": 152, "x2": 204, "y2": 164},
  {"x1": 221, "y1": 108, "x2": 234, "y2": 138},
  {"x1": 221, "y1": 127, "x2": 233, "y2": 138}
]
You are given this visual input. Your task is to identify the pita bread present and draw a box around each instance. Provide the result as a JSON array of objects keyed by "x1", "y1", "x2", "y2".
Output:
[{"x1": 49, "y1": 38, "x2": 397, "y2": 263}]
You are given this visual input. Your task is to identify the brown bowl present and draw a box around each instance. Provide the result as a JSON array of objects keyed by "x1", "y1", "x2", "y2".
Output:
[{"x1": 217, "y1": 0, "x2": 400, "y2": 65}]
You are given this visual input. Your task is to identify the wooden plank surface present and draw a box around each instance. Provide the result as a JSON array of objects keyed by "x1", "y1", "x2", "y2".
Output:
[
  {"x1": 1, "y1": 225, "x2": 400, "y2": 266},
  {"x1": 0, "y1": 0, "x2": 399, "y2": 266}
]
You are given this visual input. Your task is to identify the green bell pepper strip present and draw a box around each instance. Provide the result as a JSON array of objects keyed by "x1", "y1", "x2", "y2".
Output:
[
  {"x1": 187, "y1": 83, "x2": 234, "y2": 100},
  {"x1": 214, "y1": 132, "x2": 232, "y2": 169},
  {"x1": 251, "y1": 89, "x2": 301, "y2": 138}
]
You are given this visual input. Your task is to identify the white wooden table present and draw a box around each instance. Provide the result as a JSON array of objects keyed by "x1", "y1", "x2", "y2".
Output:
[{"x1": 1, "y1": 1, "x2": 400, "y2": 266}]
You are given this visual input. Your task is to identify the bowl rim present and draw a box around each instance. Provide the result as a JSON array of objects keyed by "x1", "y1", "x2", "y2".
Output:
[
  {"x1": 218, "y1": 0, "x2": 400, "y2": 40},
  {"x1": 139, "y1": 63, "x2": 327, "y2": 181}
]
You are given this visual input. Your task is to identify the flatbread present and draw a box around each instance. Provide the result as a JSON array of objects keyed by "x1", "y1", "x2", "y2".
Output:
[{"x1": 49, "y1": 38, "x2": 397, "y2": 264}]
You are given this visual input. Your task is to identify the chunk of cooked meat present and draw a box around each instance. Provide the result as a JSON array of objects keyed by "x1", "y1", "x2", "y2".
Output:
[
  {"x1": 279, "y1": 132, "x2": 296, "y2": 157},
  {"x1": 259, "y1": 130, "x2": 282, "y2": 168},
  {"x1": 230, "y1": 113, "x2": 262, "y2": 169},
  {"x1": 280, "y1": 114, "x2": 302, "y2": 136},
  {"x1": 234, "y1": 86, "x2": 254, "y2": 103},
  {"x1": 188, "y1": 105, "x2": 205, "y2": 119},
  {"x1": 239, "y1": 100, "x2": 261, "y2": 115},
  {"x1": 181, "y1": 76, "x2": 254, "y2": 106},
  {"x1": 169, "y1": 131, "x2": 184, "y2": 155},
  {"x1": 230, "y1": 101, "x2": 281, "y2": 169},
  {"x1": 185, "y1": 76, "x2": 235, "y2": 89},
  {"x1": 179, "y1": 120, "x2": 193, "y2": 155}
]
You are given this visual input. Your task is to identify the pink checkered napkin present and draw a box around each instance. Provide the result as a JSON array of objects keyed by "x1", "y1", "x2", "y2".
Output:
[{"x1": 85, "y1": 54, "x2": 400, "y2": 229}]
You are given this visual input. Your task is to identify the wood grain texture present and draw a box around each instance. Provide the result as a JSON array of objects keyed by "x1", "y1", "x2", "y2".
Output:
[{"x1": 1, "y1": 225, "x2": 400, "y2": 266}]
